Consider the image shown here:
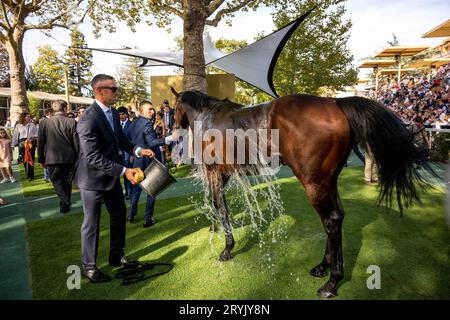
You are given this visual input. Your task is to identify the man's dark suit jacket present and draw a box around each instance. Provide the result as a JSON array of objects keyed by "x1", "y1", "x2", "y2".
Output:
[
  {"x1": 162, "y1": 109, "x2": 175, "y2": 134},
  {"x1": 121, "y1": 119, "x2": 132, "y2": 166},
  {"x1": 74, "y1": 102, "x2": 137, "y2": 191},
  {"x1": 37, "y1": 114, "x2": 79, "y2": 165},
  {"x1": 129, "y1": 116, "x2": 163, "y2": 171}
]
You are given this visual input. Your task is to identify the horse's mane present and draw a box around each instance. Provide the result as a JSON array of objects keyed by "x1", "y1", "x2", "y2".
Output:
[{"x1": 180, "y1": 90, "x2": 244, "y2": 110}]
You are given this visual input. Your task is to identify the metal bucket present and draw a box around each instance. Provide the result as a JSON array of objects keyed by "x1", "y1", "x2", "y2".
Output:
[{"x1": 139, "y1": 158, "x2": 177, "y2": 197}]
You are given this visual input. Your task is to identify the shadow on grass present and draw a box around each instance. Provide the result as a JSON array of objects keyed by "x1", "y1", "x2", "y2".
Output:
[{"x1": 26, "y1": 167, "x2": 449, "y2": 299}]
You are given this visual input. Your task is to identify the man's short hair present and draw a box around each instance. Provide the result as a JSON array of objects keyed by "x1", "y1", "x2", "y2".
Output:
[
  {"x1": 91, "y1": 74, "x2": 114, "y2": 90},
  {"x1": 139, "y1": 100, "x2": 152, "y2": 112},
  {"x1": 117, "y1": 106, "x2": 129, "y2": 115},
  {"x1": 44, "y1": 108, "x2": 53, "y2": 116},
  {"x1": 163, "y1": 99, "x2": 169, "y2": 104},
  {"x1": 51, "y1": 100, "x2": 68, "y2": 113}
]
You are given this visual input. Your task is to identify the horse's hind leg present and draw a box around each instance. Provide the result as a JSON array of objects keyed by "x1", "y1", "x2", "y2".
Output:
[
  {"x1": 209, "y1": 173, "x2": 235, "y2": 261},
  {"x1": 304, "y1": 181, "x2": 345, "y2": 299},
  {"x1": 309, "y1": 242, "x2": 330, "y2": 278}
]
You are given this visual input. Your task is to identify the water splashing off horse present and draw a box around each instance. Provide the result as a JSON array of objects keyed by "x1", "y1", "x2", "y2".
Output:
[{"x1": 171, "y1": 88, "x2": 435, "y2": 298}]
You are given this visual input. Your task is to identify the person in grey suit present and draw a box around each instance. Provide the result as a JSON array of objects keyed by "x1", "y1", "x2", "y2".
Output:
[
  {"x1": 37, "y1": 100, "x2": 78, "y2": 213},
  {"x1": 74, "y1": 74, "x2": 155, "y2": 283}
]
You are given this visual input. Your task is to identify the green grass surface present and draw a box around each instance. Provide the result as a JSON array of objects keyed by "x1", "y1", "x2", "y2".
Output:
[
  {"x1": 18, "y1": 163, "x2": 58, "y2": 197},
  {"x1": 171, "y1": 164, "x2": 193, "y2": 179},
  {"x1": 26, "y1": 167, "x2": 449, "y2": 299}
]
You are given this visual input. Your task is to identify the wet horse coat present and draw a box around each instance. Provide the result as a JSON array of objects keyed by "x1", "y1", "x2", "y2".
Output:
[{"x1": 172, "y1": 90, "x2": 434, "y2": 298}]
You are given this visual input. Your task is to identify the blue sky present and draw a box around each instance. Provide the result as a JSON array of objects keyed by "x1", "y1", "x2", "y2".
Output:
[{"x1": 21, "y1": 0, "x2": 450, "y2": 80}]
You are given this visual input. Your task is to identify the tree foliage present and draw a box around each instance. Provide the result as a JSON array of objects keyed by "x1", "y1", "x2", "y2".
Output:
[
  {"x1": 27, "y1": 96, "x2": 42, "y2": 120},
  {"x1": 32, "y1": 45, "x2": 64, "y2": 94},
  {"x1": 386, "y1": 33, "x2": 400, "y2": 47},
  {"x1": 0, "y1": 0, "x2": 160, "y2": 122},
  {"x1": 64, "y1": 28, "x2": 93, "y2": 96},
  {"x1": 25, "y1": 66, "x2": 39, "y2": 91},
  {"x1": 271, "y1": 0, "x2": 357, "y2": 95},
  {"x1": 115, "y1": 56, "x2": 150, "y2": 110}
]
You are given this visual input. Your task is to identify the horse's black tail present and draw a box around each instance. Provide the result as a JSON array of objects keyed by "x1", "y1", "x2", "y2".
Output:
[{"x1": 336, "y1": 96, "x2": 436, "y2": 215}]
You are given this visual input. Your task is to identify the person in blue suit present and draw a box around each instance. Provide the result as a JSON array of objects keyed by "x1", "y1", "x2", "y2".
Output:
[
  {"x1": 117, "y1": 106, "x2": 133, "y2": 200},
  {"x1": 128, "y1": 101, "x2": 172, "y2": 227},
  {"x1": 74, "y1": 74, "x2": 155, "y2": 283}
]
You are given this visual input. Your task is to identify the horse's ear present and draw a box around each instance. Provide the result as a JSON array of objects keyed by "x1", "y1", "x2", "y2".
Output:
[{"x1": 171, "y1": 86, "x2": 179, "y2": 98}]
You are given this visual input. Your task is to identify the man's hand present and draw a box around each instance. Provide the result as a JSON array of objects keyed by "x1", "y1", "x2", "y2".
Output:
[
  {"x1": 40, "y1": 163, "x2": 47, "y2": 169},
  {"x1": 140, "y1": 148, "x2": 155, "y2": 158},
  {"x1": 125, "y1": 168, "x2": 138, "y2": 185}
]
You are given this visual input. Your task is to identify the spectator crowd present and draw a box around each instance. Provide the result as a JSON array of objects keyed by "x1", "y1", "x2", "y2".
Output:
[{"x1": 366, "y1": 62, "x2": 450, "y2": 128}]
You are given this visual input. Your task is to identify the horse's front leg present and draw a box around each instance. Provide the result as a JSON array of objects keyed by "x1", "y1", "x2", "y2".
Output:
[
  {"x1": 213, "y1": 190, "x2": 235, "y2": 261},
  {"x1": 210, "y1": 176, "x2": 234, "y2": 261}
]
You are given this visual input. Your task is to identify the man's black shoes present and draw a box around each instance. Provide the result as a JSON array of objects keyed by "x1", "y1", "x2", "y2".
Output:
[
  {"x1": 143, "y1": 218, "x2": 156, "y2": 228},
  {"x1": 127, "y1": 217, "x2": 134, "y2": 223},
  {"x1": 83, "y1": 269, "x2": 112, "y2": 283},
  {"x1": 109, "y1": 256, "x2": 139, "y2": 267},
  {"x1": 60, "y1": 201, "x2": 71, "y2": 214}
]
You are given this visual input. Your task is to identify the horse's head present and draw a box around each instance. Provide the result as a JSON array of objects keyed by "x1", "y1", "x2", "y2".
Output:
[{"x1": 171, "y1": 87, "x2": 210, "y2": 129}]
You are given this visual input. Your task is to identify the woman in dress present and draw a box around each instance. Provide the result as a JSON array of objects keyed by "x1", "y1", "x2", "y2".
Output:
[{"x1": 0, "y1": 128, "x2": 15, "y2": 183}]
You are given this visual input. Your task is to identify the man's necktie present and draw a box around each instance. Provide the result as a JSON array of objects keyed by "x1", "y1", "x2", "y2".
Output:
[{"x1": 105, "y1": 108, "x2": 114, "y2": 132}]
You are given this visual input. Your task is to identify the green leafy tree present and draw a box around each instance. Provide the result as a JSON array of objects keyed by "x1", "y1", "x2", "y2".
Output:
[
  {"x1": 27, "y1": 96, "x2": 42, "y2": 119},
  {"x1": 128, "y1": 0, "x2": 280, "y2": 93},
  {"x1": 25, "y1": 66, "x2": 39, "y2": 91},
  {"x1": 64, "y1": 28, "x2": 93, "y2": 96},
  {"x1": 0, "y1": 44, "x2": 8, "y2": 86},
  {"x1": 386, "y1": 33, "x2": 400, "y2": 47},
  {"x1": 272, "y1": 0, "x2": 358, "y2": 95},
  {"x1": 115, "y1": 56, "x2": 150, "y2": 110},
  {"x1": 0, "y1": 0, "x2": 151, "y2": 123},
  {"x1": 32, "y1": 45, "x2": 64, "y2": 94}
]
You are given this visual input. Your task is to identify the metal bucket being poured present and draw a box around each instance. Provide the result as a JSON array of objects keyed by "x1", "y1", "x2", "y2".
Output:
[{"x1": 139, "y1": 158, "x2": 177, "y2": 197}]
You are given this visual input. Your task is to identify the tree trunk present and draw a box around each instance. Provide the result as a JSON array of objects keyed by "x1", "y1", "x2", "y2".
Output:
[
  {"x1": 4, "y1": 30, "x2": 28, "y2": 125},
  {"x1": 183, "y1": 0, "x2": 207, "y2": 93}
]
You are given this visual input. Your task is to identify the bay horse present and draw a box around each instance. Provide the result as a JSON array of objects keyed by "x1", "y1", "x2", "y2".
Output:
[{"x1": 171, "y1": 89, "x2": 434, "y2": 298}]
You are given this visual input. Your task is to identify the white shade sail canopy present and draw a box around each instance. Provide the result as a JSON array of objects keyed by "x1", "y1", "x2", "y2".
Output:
[{"x1": 86, "y1": 9, "x2": 314, "y2": 97}]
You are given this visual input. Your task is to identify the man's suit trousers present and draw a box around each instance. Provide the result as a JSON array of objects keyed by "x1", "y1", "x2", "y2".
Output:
[
  {"x1": 79, "y1": 180, "x2": 126, "y2": 271},
  {"x1": 48, "y1": 164, "x2": 74, "y2": 207}
]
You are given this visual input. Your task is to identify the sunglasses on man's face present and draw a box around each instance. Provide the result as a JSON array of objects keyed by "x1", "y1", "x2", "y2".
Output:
[{"x1": 99, "y1": 86, "x2": 119, "y2": 93}]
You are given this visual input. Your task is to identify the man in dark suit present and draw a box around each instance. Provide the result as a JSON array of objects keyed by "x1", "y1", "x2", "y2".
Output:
[
  {"x1": 74, "y1": 74, "x2": 155, "y2": 283},
  {"x1": 37, "y1": 100, "x2": 78, "y2": 213},
  {"x1": 161, "y1": 99, "x2": 175, "y2": 135},
  {"x1": 117, "y1": 106, "x2": 132, "y2": 200},
  {"x1": 128, "y1": 101, "x2": 172, "y2": 228},
  {"x1": 39, "y1": 108, "x2": 54, "y2": 183}
]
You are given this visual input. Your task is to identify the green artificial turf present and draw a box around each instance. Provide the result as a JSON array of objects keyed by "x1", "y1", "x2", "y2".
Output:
[{"x1": 26, "y1": 167, "x2": 449, "y2": 300}]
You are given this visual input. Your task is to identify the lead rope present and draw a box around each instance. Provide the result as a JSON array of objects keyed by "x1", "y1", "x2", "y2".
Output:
[{"x1": 114, "y1": 262, "x2": 173, "y2": 285}]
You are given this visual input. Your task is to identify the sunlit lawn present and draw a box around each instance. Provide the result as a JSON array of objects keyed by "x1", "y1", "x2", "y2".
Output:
[{"x1": 26, "y1": 167, "x2": 449, "y2": 299}]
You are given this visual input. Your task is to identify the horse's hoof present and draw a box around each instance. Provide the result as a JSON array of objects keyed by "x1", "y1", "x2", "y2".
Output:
[
  {"x1": 317, "y1": 286, "x2": 337, "y2": 299},
  {"x1": 309, "y1": 266, "x2": 327, "y2": 278},
  {"x1": 219, "y1": 250, "x2": 232, "y2": 261}
]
